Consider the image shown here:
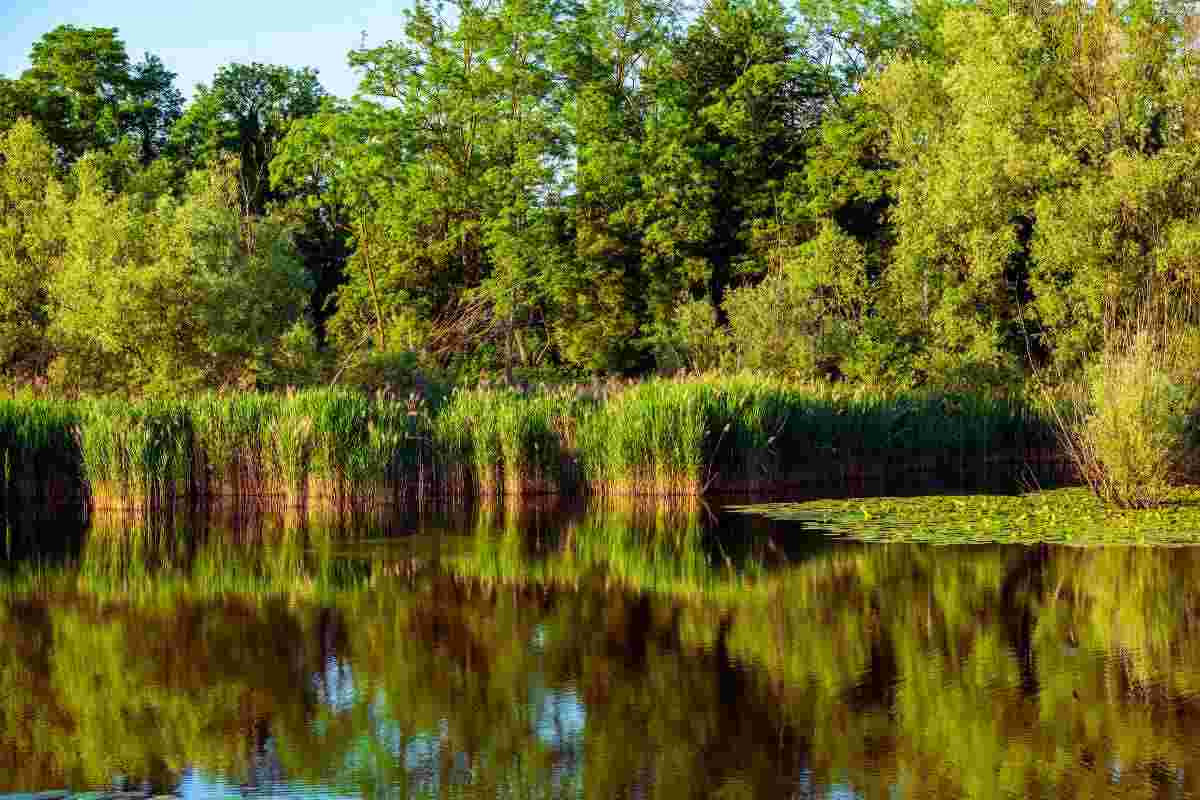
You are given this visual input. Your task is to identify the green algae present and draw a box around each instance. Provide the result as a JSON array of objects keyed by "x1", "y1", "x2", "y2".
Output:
[{"x1": 728, "y1": 487, "x2": 1200, "y2": 545}]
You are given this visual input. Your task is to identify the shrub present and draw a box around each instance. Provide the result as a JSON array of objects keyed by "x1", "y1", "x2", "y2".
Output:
[
  {"x1": 1051, "y1": 295, "x2": 1200, "y2": 508},
  {"x1": 649, "y1": 298, "x2": 728, "y2": 373}
]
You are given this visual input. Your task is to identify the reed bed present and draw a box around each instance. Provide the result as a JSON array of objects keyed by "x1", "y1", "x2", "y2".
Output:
[
  {"x1": 435, "y1": 389, "x2": 575, "y2": 496},
  {"x1": 79, "y1": 398, "x2": 196, "y2": 510},
  {"x1": 1, "y1": 376, "x2": 1063, "y2": 512},
  {"x1": 0, "y1": 398, "x2": 83, "y2": 511}
]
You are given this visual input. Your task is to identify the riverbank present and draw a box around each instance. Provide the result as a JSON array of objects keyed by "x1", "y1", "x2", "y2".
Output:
[{"x1": 0, "y1": 376, "x2": 1064, "y2": 512}]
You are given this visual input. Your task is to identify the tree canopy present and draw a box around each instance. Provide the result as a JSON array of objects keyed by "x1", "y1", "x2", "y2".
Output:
[{"x1": 4, "y1": 0, "x2": 1200, "y2": 394}]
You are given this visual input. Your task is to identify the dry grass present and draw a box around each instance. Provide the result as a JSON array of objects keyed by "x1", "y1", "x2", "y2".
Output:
[{"x1": 1045, "y1": 288, "x2": 1200, "y2": 508}]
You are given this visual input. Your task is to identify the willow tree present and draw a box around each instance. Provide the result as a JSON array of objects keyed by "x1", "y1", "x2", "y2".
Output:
[
  {"x1": 866, "y1": 0, "x2": 1200, "y2": 382},
  {"x1": 0, "y1": 120, "x2": 66, "y2": 381},
  {"x1": 49, "y1": 157, "x2": 311, "y2": 394}
]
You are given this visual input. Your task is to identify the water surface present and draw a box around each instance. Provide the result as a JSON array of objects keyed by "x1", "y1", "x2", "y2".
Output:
[{"x1": 3, "y1": 501, "x2": 1200, "y2": 798}]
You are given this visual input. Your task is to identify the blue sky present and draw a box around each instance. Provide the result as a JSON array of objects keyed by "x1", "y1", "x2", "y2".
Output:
[{"x1": 1, "y1": 0, "x2": 414, "y2": 100}]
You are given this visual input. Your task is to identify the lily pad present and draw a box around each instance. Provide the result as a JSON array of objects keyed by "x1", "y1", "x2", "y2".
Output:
[{"x1": 729, "y1": 487, "x2": 1200, "y2": 546}]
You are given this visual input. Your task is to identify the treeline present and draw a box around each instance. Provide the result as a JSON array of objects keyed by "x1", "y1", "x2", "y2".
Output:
[{"x1": 3, "y1": 0, "x2": 1199, "y2": 395}]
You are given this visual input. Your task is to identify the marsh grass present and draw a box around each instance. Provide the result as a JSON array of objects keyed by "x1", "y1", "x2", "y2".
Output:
[
  {"x1": 576, "y1": 376, "x2": 1057, "y2": 496},
  {"x1": 79, "y1": 399, "x2": 195, "y2": 510},
  {"x1": 435, "y1": 389, "x2": 571, "y2": 495},
  {"x1": 2, "y1": 376, "x2": 1061, "y2": 512},
  {"x1": 0, "y1": 399, "x2": 82, "y2": 510},
  {"x1": 1045, "y1": 290, "x2": 1200, "y2": 509}
]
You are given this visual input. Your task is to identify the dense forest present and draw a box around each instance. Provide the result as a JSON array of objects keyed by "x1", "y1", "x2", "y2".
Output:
[{"x1": 1, "y1": 0, "x2": 1198, "y2": 395}]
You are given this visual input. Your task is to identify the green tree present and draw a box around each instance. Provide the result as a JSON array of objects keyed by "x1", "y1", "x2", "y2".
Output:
[
  {"x1": 123, "y1": 54, "x2": 184, "y2": 165},
  {"x1": 308, "y1": 0, "x2": 567, "y2": 377},
  {"x1": 172, "y1": 62, "x2": 326, "y2": 214},
  {"x1": 0, "y1": 120, "x2": 66, "y2": 380},
  {"x1": 19, "y1": 25, "x2": 131, "y2": 159},
  {"x1": 865, "y1": 0, "x2": 1198, "y2": 382},
  {"x1": 49, "y1": 156, "x2": 311, "y2": 394},
  {"x1": 638, "y1": 0, "x2": 834, "y2": 326},
  {"x1": 548, "y1": 0, "x2": 676, "y2": 371},
  {"x1": 0, "y1": 26, "x2": 183, "y2": 169}
]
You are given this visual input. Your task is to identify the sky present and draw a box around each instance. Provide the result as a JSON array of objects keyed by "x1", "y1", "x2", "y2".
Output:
[{"x1": 1, "y1": 0, "x2": 414, "y2": 100}]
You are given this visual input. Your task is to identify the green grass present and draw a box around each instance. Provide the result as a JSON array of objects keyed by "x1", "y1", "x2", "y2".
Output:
[
  {"x1": 435, "y1": 389, "x2": 574, "y2": 495},
  {"x1": 0, "y1": 375, "x2": 1065, "y2": 512},
  {"x1": 576, "y1": 376, "x2": 1060, "y2": 495}
]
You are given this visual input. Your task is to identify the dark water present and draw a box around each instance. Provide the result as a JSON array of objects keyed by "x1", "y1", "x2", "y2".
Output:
[{"x1": 3, "y1": 501, "x2": 1200, "y2": 799}]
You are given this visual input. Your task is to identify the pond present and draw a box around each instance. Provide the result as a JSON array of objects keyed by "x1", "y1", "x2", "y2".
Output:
[{"x1": 3, "y1": 498, "x2": 1200, "y2": 798}]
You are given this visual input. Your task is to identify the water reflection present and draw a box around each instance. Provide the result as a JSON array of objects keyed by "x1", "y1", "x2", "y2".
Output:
[{"x1": 2, "y1": 503, "x2": 1200, "y2": 798}]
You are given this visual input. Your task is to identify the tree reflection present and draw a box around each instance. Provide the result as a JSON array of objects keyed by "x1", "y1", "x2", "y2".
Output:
[{"x1": 2, "y1": 506, "x2": 1200, "y2": 797}]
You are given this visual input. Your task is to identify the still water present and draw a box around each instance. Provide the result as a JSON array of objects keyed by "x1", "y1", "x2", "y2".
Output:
[{"x1": 2, "y1": 500, "x2": 1200, "y2": 799}]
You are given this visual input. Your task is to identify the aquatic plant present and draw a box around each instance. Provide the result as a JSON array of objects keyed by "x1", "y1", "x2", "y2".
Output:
[
  {"x1": 0, "y1": 398, "x2": 82, "y2": 510},
  {"x1": 576, "y1": 375, "x2": 1058, "y2": 496},
  {"x1": 79, "y1": 398, "x2": 195, "y2": 510},
  {"x1": 0, "y1": 375, "x2": 1065, "y2": 512},
  {"x1": 731, "y1": 487, "x2": 1200, "y2": 545},
  {"x1": 434, "y1": 389, "x2": 571, "y2": 495}
]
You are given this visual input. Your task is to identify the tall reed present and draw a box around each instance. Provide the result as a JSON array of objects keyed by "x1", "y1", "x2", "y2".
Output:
[
  {"x1": 0, "y1": 398, "x2": 82, "y2": 510},
  {"x1": 576, "y1": 382, "x2": 708, "y2": 495},
  {"x1": 434, "y1": 389, "x2": 569, "y2": 495},
  {"x1": 305, "y1": 389, "x2": 417, "y2": 506},
  {"x1": 2, "y1": 375, "x2": 1063, "y2": 513},
  {"x1": 79, "y1": 399, "x2": 195, "y2": 510},
  {"x1": 191, "y1": 393, "x2": 279, "y2": 501}
]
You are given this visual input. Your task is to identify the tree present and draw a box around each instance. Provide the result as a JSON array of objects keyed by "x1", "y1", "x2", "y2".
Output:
[
  {"x1": 49, "y1": 156, "x2": 312, "y2": 394},
  {"x1": 0, "y1": 120, "x2": 66, "y2": 380},
  {"x1": 124, "y1": 54, "x2": 183, "y2": 165},
  {"x1": 0, "y1": 26, "x2": 184, "y2": 168},
  {"x1": 21, "y1": 25, "x2": 130, "y2": 158},
  {"x1": 637, "y1": 0, "x2": 835, "y2": 326},
  {"x1": 298, "y1": 0, "x2": 568, "y2": 378},
  {"x1": 548, "y1": 0, "x2": 677, "y2": 371},
  {"x1": 864, "y1": 0, "x2": 1198, "y2": 382},
  {"x1": 172, "y1": 62, "x2": 326, "y2": 215}
]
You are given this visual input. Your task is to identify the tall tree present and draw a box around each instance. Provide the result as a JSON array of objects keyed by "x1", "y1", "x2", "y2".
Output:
[
  {"x1": 123, "y1": 54, "x2": 184, "y2": 165},
  {"x1": 18, "y1": 25, "x2": 130, "y2": 159},
  {"x1": 549, "y1": 0, "x2": 677, "y2": 371},
  {"x1": 0, "y1": 26, "x2": 184, "y2": 166},
  {"x1": 50, "y1": 155, "x2": 312, "y2": 394},
  {"x1": 172, "y1": 62, "x2": 326, "y2": 214},
  {"x1": 638, "y1": 0, "x2": 835, "y2": 321},
  {"x1": 307, "y1": 0, "x2": 567, "y2": 375}
]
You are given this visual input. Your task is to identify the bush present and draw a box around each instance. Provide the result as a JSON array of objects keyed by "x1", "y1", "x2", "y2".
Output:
[
  {"x1": 649, "y1": 298, "x2": 728, "y2": 373},
  {"x1": 1052, "y1": 296, "x2": 1200, "y2": 508}
]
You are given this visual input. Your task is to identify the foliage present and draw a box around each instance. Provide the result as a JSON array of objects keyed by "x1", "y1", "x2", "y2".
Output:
[
  {"x1": 9, "y1": 0, "x2": 1200, "y2": 393},
  {"x1": 171, "y1": 62, "x2": 326, "y2": 214},
  {"x1": 1047, "y1": 292, "x2": 1200, "y2": 508},
  {"x1": 48, "y1": 155, "x2": 312, "y2": 395},
  {"x1": 733, "y1": 488, "x2": 1200, "y2": 544},
  {"x1": 0, "y1": 120, "x2": 64, "y2": 380},
  {"x1": 1, "y1": 25, "x2": 181, "y2": 162}
]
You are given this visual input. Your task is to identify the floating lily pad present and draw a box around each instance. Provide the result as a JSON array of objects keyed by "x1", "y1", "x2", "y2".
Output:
[{"x1": 729, "y1": 487, "x2": 1200, "y2": 545}]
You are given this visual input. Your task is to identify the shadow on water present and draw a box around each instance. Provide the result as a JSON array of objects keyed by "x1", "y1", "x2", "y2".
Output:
[{"x1": 4, "y1": 500, "x2": 1200, "y2": 798}]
